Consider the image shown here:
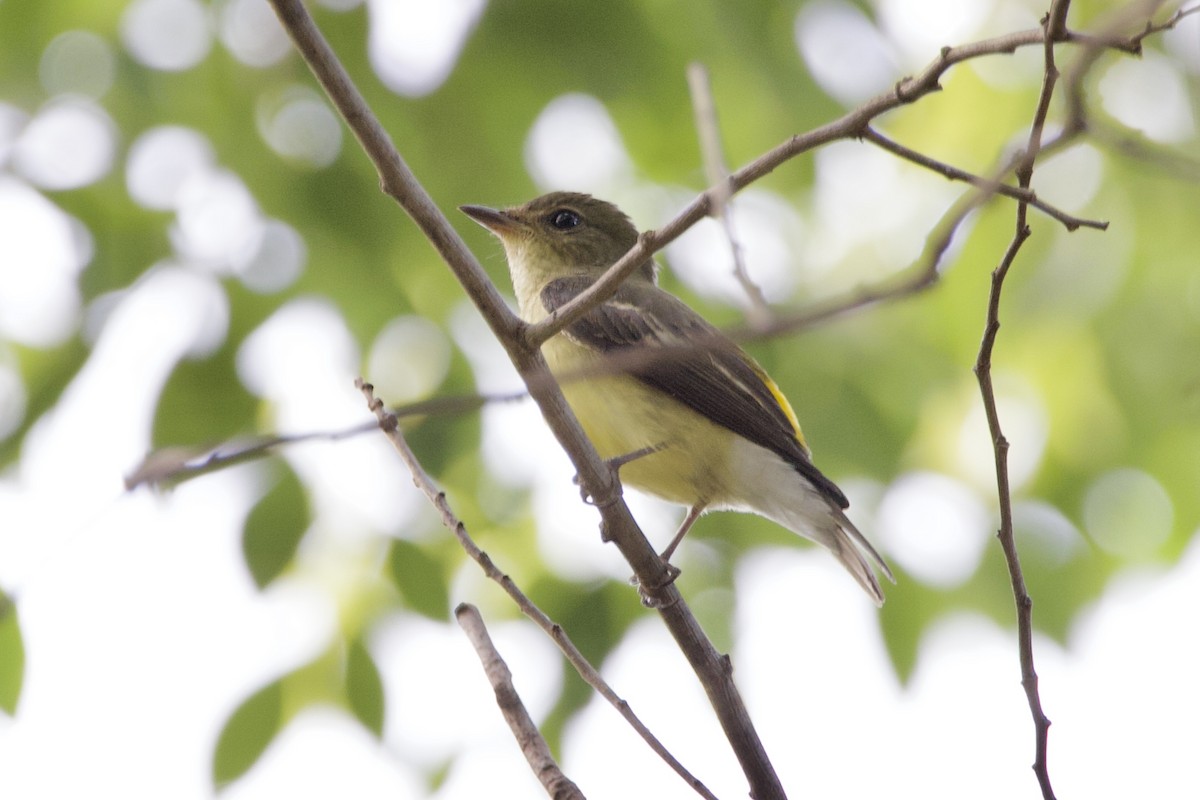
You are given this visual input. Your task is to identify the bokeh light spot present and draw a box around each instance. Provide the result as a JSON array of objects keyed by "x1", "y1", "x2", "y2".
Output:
[
  {"x1": 1099, "y1": 54, "x2": 1195, "y2": 143},
  {"x1": 877, "y1": 471, "x2": 990, "y2": 587},
  {"x1": 219, "y1": 0, "x2": 292, "y2": 67},
  {"x1": 257, "y1": 86, "x2": 343, "y2": 168},
  {"x1": 1031, "y1": 143, "x2": 1104, "y2": 214},
  {"x1": 877, "y1": 0, "x2": 990, "y2": 66},
  {"x1": 806, "y1": 140, "x2": 957, "y2": 284},
  {"x1": 0, "y1": 103, "x2": 28, "y2": 168},
  {"x1": 126, "y1": 126, "x2": 217, "y2": 211},
  {"x1": 366, "y1": 316, "x2": 452, "y2": 404},
  {"x1": 366, "y1": 0, "x2": 484, "y2": 96},
  {"x1": 525, "y1": 94, "x2": 633, "y2": 194},
  {"x1": 12, "y1": 98, "x2": 116, "y2": 190},
  {"x1": 0, "y1": 177, "x2": 90, "y2": 346},
  {"x1": 1083, "y1": 468, "x2": 1174, "y2": 558},
  {"x1": 956, "y1": 375, "x2": 1048, "y2": 492},
  {"x1": 795, "y1": 1, "x2": 897, "y2": 105},
  {"x1": 1013, "y1": 500, "x2": 1083, "y2": 567},
  {"x1": 40, "y1": 30, "x2": 117, "y2": 99},
  {"x1": 235, "y1": 219, "x2": 306, "y2": 294},
  {"x1": 169, "y1": 168, "x2": 264, "y2": 270},
  {"x1": 121, "y1": 0, "x2": 214, "y2": 72}
]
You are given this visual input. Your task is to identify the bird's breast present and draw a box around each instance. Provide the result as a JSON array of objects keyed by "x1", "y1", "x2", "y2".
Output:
[{"x1": 541, "y1": 334, "x2": 737, "y2": 506}]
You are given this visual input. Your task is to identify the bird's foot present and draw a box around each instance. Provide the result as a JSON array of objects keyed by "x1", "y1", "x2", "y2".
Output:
[{"x1": 630, "y1": 559, "x2": 682, "y2": 607}]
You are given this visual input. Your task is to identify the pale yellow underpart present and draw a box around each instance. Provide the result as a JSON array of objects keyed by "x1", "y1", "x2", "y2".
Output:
[
  {"x1": 542, "y1": 334, "x2": 885, "y2": 605},
  {"x1": 546, "y1": 334, "x2": 740, "y2": 506}
]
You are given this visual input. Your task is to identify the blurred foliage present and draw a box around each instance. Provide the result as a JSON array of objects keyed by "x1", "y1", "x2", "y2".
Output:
[
  {"x1": 345, "y1": 635, "x2": 386, "y2": 738},
  {"x1": 387, "y1": 539, "x2": 451, "y2": 621},
  {"x1": 242, "y1": 461, "x2": 311, "y2": 588},
  {"x1": 0, "y1": 592, "x2": 23, "y2": 715},
  {"x1": 2, "y1": 0, "x2": 1199, "y2": 790},
  {"x1": 213, "y1": 677, "x2": 283, "y2": 786}
]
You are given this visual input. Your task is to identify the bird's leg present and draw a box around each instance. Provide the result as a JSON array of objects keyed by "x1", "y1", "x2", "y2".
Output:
[
  {"x1": 633, "y1": 505, "x2": 704, "y2": 606},
  {"x1": 660, "y1": 504, "x2": 704, "y2": 564},
  {"x1": 607, "y1": 442, "x2": 664, "y2": 471},
  {"x1": 574, "y1": 442, "x2": 665, "y2": 504}
]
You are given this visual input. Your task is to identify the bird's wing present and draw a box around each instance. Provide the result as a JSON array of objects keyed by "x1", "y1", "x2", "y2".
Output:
[{"x1": 541, "y1": 275, "x2": 848, "y2": 508}]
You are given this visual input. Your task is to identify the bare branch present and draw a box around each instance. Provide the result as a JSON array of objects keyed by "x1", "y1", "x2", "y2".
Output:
[
  {"x1": 267, "y1": 0, "x2": 520, "y2": 344},
  {"x1": 123, "y1": 391, "x2": 527, "y2": 490},
  {"x1": 1129, "y1": 2, "x2": 1200, "y2": 47},
  {"x1": 266, "y1": 3, "x2": 791, "y2": 796},
  {"x1": 1057, "y1": 1, "x2": 1200, "y2": 176},
  {"x1": 1065, "y1": 0, "x2": 1198, "y2": 53},
  {"x1": 723, "y1": 171, "x2": 994, "y2": 342},
  {"x1": 455, "y1": 603, "x2": 586, "y2": 800},
  {"x1": 862, "y1": 127, "x2": 1108, "y2": 232},
  {"x1": 687, "y1": 62, "x2": 771, "y2": 326},
  {"x1": 356, "y1": 380, "x2": 722, "y2": 800},
  {"x1": 972, "y1": 3, "x2": 1079, "y2": 798},
  {"x1": 523, "y1": 13, "x2": 1132, "y2": 349}
]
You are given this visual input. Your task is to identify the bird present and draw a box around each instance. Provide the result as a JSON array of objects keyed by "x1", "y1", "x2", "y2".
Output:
[{"x1": 461, "y1": 192, "x2": 893, "y2": 605}]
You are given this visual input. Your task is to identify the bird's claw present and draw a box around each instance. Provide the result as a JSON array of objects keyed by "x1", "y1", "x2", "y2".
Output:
[{"x1": 630, "y1": 561, "x2": 682, "y2": 607}]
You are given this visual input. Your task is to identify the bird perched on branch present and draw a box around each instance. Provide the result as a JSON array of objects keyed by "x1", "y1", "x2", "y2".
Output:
[{"x1": 462, "y1": 192, "x2": 893, "y2": 605}]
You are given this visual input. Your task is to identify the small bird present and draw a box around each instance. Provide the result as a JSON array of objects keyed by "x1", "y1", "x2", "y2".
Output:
[{"x1": 461, "y1": 192, "x2": 893, "y2": 605}]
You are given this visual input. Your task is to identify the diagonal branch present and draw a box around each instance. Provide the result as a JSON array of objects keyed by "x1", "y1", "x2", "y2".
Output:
[
  {"x1": 861, "y1": 127, "x2": 1108, "y2": 232},
  {"x1": 357, "y1": 379, "x2": 721, "y2": 800},
  {"x1": 267, "y1": 3, "x2": 789, "y2": 797},
  {"x1": 267, "y1": 0, "x2": 519, "y2": 344},
  {"x1": 456, "y1": 603, "x2": 586, "y2": 800}
]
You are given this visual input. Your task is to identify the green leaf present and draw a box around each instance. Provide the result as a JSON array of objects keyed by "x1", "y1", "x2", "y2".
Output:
[
  {"x1": 387, "y1": 540, "x2": 450, "y2": 620},
  {"x1": 151, "y1": 347, "x2": 258, "y2": 449},
  {"x1": 877, "y1": 568, "x2": 938, "y2": 686},
  {"x1": 242, "y1": 464, "x2": 310, "y2": 589},
  {"x1": 212, "y1": 679, "x2": 283, "y2": 787},
  {"x1": 346, "y1": 637, "x2": 385, "y2": 738},
  {"x1": 0, "y1": 591, "x2": 24, "y2": 715}
]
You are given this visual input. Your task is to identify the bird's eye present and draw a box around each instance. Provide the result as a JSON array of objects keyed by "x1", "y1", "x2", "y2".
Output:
[{"x1": 548, "y1": 209, "x2": 581, "y2": 230}]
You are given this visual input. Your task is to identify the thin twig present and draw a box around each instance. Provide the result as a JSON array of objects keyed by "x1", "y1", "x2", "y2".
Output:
[
  {"x1": 1130, "y1": 1, "x2": 1200, "y2": 46},
  {"x1": 455, "y1": 603, "x2": 587, "y2": 800},
  {"x1": 123, "y1": 391, "x2": 528, "y2": 490},
  {"x1": 725, "y1": 154, "x2": 1018, "y2": 342},
  {"x1": 525, "y1": 18, "x2": 1109, "y2": 348},
  {"x1": 862, "y1": 127, "x2": 1108, "y2": 232},
  {"x1": 357, "y1": 380, "x2": 722, "y2": 800},
  {"x1": 687, "y1": 62, "x2": 771, "y2": 327},
  {"x1": 1069, "y1": 0, "x2": 1198, "y2": 53},
  {"x1": 973, "y1": 3, "x2": 1074, "y2": 799},
  {"x1": 1058, "y1": 1, "x2": 1200, "y2": 177}
]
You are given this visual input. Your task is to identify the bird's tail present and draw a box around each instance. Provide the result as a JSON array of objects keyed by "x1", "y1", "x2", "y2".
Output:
[{"x1": 767, "y1": 500, "x2": 895, "y2": 606}]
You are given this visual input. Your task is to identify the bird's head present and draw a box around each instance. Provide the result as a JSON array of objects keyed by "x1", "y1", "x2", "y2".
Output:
[{"x1": 461, "y1": 192, "x2": 656, "y2": 291}]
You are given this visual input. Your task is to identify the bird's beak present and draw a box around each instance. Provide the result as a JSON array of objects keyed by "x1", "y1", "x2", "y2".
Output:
[{"x1": 460, "y1": 204, "x2": 521, "y2": 236}]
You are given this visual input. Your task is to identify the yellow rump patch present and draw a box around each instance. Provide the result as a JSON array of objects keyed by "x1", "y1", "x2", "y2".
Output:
[{"x1": 752, "y1": 362, "x2": 807, "y2": 449}]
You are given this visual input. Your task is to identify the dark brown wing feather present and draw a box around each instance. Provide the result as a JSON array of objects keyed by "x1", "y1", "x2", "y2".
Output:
[{"x1": 542, "y1": 275, "x2": 848, "y2": 508}]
